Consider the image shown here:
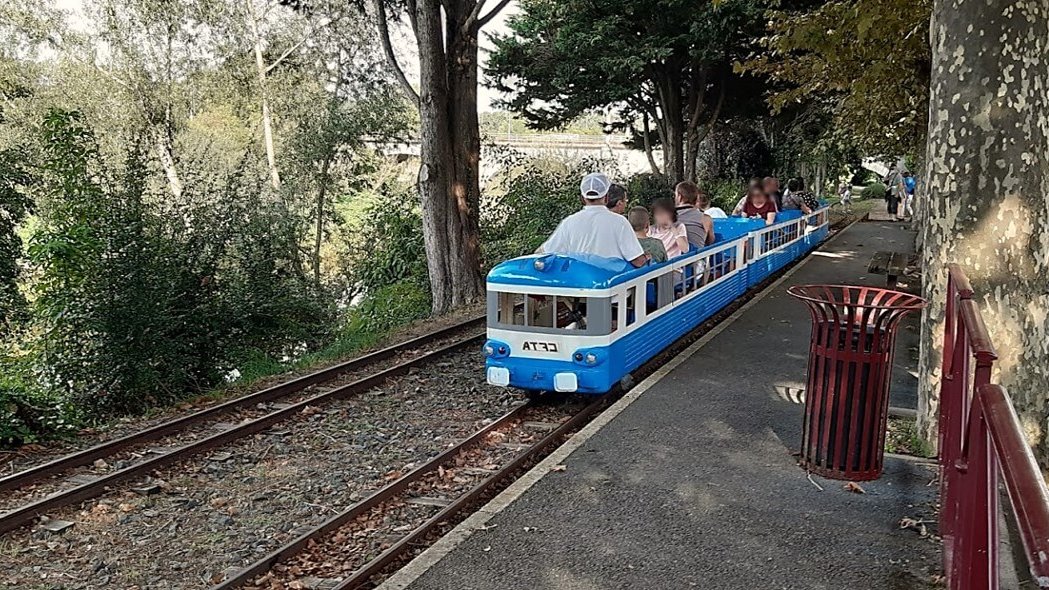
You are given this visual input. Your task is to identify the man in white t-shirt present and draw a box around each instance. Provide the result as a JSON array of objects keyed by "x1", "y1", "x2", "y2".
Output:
[{"x1": 539, "y1": 173, "x2": 648, "y2": 267}]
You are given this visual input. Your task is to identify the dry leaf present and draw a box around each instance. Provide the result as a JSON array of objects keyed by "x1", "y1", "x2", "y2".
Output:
[
  {"x1": 843, "y1": 482, "x2": 866, "y2": 494},
  {"x1": 551, "y1": 464, "x2": 567, "y2": 472}
]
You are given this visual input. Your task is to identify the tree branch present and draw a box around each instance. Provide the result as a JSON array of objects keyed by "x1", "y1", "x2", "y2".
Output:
[
  {"x1": 478, "y1": 0, "x2": 513, "y2": 28},
  {"x1": 372, "y1": 0, "x2": 420, "y2": 107}
]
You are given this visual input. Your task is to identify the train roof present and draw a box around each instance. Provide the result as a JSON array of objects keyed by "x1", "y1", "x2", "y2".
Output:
[{"x1": 487, "y1": 253, "x2": 639, "y2": 290}]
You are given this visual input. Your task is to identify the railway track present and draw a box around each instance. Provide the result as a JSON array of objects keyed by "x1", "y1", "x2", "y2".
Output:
[
  {"x1": 0, "y1": 316, "x2": 485, "y2": 536},
  {"x1": 213, "y1": 397, "x2": 607, "y2": 590}
]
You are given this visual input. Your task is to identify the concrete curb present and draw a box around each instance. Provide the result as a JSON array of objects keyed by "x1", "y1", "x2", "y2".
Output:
[{"x1": 377, "y1": 218, "x2": 861, "y2": 590}]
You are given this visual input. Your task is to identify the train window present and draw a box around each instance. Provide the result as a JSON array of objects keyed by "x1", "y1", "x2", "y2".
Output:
[
  {"x1": 625, "y1": 286, "x2": 637, "y2": 326},
  {"x1": 609, "y1": 294, "x2": 620, "y2": 334},
  {"x1": 555, "y1": 296, "x2": 587, "y2": 330},
  {"x1": 527, "y1": 294, "x2": 555, "y2": 328},
  {"x1": 646, "y1": 271, "x2": 674, "y2": 313},
  {"x1": 498, "y1": 292, "x2": 525, "y2": 325}
]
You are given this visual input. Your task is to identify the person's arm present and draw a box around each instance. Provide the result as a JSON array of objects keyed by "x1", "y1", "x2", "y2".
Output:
[
  {"x1": 629, "y1": 254, "x2": 649, "y2": 268},
  {"x1": 701, "y1": 214, "x2": 714, "y2": 245},
  {"x1": 674, "y1": 227, "x2": 689, "y2": 256},
  {"x1": 732, "y1": 196, "x2": 746, "y2": 216},
  {"x1": 764, "y1": 211, "x2": 776, "y2": 225},
  {"x1": 620, "y1": 218, "x2": 647, "y2": 267}
]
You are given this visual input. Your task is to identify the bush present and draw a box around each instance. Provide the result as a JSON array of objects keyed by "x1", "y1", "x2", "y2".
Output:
[
  {"x1": 625, "y1": 173, "x2": 673, "y2": 207},
  {"x1": 860, "y1": 182, "x2": 888, "y2": 200},
  {"x1": 704, "y1": 178, "x2": 745, "y2": 212},
  {"x1": 27, "y1": 110, "x2": 329, "y2": 418},
  {"x1": 482, "y1": 152, "x2": 603, "y2": 265},
  {"x1": 0, "y1": 365, "x2": 77, "y2": 446},
  {"x1": 350, "y1": 280, "x2": 432, "y2": 335},
  {"x1": 347, "y1": 187, "x2": 428, "y2": 296}
]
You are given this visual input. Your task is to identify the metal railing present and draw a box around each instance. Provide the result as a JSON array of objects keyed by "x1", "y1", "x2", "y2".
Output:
[{"x1": 938, "y1": 263, "x2": 1049, "y2": 589}]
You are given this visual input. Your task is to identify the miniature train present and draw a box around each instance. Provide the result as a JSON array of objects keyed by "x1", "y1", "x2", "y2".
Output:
[{"x1": 482, "y1": 206, "x2": 831, "y2": 396}]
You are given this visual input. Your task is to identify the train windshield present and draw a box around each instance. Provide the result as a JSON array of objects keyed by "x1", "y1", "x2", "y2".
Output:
[{"x1": 489, "y1": 291, "x2": 612, "y2": 335}]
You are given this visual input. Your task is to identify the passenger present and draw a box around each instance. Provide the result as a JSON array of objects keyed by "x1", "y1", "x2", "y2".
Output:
[
  {"x1": 539, "y1": 173, "x2": 648, "y2": 267},
  {"x1": 648, "y1": 198, "x2": 690, "y2": 259},
  {"x1": 741, "y1": 186, "x2": 777, "y2": 225},
  {"x1": 732, "y1": 178, "x2": 766, "y2": 216},
  {"x1": 762, "y1": 176, "x2": 783, "y2": 210},
  {"x1": 781, "y1": 177, "x2": 819, "y2": 214},
  {"x1": 606, "y1": 184, "x2": 628, "y2": 215},
  {"x1": 628, "y1": 206, "x2": 668, "y2": 263},
  {"x1": 697, "y1": 192, "x2": 727, "y2": 219},
  {"x1": 673, "y1": 181, "x2": 708, "y2": 248}
]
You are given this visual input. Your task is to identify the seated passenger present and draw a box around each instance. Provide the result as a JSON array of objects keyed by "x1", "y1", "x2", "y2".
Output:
[
  {"x1": 673, "y1": 181, "x2": 708, "y2": 247},
  {"x1": 698, "y1": 192, "x2": 727, "y2": 219},
  {"x1": 781, "y1": 177, "x2": 819, "y2": 214},
  {"x1": 648, "y1": 198, "x2": 689, "y2": 258},
  {"x1": 731, "y1": 177, "x2": 764, "y2": 216},
  {"x1": 539, "y1": 173, "x2": 648, "y2": 267},
  {"x1": 606, "y1": 183, "x2": 628, "y2": 215},
  {"x1": 628, "y1": 206, "x2": 668, "y2": 263},
  {"x1": 741, "y1": 186, "x2": 777, "y2": 225}
]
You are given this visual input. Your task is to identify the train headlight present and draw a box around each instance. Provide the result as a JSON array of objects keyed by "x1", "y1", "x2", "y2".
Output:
[
  {"x1": 572, "y1": 348, "x2": 605, "y2": 366},
  {"x1": 483, "y1": 340, "x2": 510, "y2": 359}
]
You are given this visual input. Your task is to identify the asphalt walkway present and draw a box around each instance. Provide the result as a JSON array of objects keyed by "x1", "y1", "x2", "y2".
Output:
[{"x1": 384, "y1": 220, "x2": 939, "y2": 590}]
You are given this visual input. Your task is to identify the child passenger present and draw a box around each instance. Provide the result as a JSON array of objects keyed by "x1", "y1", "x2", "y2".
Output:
[
  {"x1": 628, "y1": 206, "x2": 667, "y2": 263},
  {"x1": 648, "y1": 198, "x2": 689, "y2": 259}
]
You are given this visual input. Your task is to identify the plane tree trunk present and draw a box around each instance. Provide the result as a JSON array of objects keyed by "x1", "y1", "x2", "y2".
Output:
[{"x1": 916, "y1": 0, "x2": 1049, "y2": 458}]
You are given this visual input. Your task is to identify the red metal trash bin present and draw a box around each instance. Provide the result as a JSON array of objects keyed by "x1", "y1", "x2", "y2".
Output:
[{"x1": 787, "y1": 285, "x2": 926, "y2": 481}]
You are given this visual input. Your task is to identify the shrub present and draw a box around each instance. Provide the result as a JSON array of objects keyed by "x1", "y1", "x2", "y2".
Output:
[
  {"x1": 860, "y1": 182, "x2": 888, "y2": 200},
  {"x1": 625, "y1": 173, "x2": 673, "y2": 207},
  {"x1": 349, "y1": 280, "x2": 432, "y2": 335},
  {"x1": 27, "y1": 109, "x2": 329, "y2": 418},
  {"x1": 482, "y1": 152, "x2": 601, "y2": 265},
  {"x1": 704, "y1": 178, "x2": 745, "y2": 212},
  {"x1": 0, "y1": 364, "x2": 77, "y2": 446}
]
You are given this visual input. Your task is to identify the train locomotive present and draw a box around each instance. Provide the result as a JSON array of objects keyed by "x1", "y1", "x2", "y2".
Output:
[{"x1": 482, "y1": 206, "x2": 830, "y2": 397}]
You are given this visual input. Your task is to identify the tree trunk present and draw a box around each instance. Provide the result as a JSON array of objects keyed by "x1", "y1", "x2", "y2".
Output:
[
  {"x1": 248, "y1": 0, "x2": 281, "y2": 190},
  {"x1": 414, "y1": 0, "x2": 485, "y2": 315},
  {"x1": 642, "y1": 112, "x2": 661, "y2": 175},
  {"x1": 916, "y1": 0, "x2": 1049, "y2": 458},
  {"x1": 312, "y1": 155, "x2": 332, "y2": 288},
  {"x1": 154, "y1": 134, "x2": 182, "y2": 199}
]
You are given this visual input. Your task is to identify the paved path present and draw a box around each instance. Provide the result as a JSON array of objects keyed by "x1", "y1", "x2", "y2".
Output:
[{"x1": 385, "y1": 220, "x2": 939, "y2": 590}]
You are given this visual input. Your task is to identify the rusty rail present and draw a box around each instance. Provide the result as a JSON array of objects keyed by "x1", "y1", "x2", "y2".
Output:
[
  {"x1": 0, "y1": 331, "x2": 485, "y2": 536},
  {"x1": 938, "y1": 264, "x2": 1049, "y2": 588},
  {"x1": 0, "y1": 316, "x2": 484, "y2": 494}
]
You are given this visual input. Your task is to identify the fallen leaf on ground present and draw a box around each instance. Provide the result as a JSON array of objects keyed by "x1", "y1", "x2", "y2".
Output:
[
  {"x1": 551, "y1": 464, "x2": 567, "y2": 472},
  {"x1": 843, "y1": 482, "x2": 866, "y2": 494}
]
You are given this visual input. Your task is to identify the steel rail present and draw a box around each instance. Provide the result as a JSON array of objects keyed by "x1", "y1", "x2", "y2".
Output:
[
  {"x1": 0, "y1": 332, "x2": 485, "y2": 536},
  {"x1": 330, "y1": 398, "x2": 607, "y2": 590},
  {"x1": 0, "y1": 316, "x2": 484, "y2": 494},
  {"x1": 209, "y1": 403, "x2": 534, "y2": 590}
]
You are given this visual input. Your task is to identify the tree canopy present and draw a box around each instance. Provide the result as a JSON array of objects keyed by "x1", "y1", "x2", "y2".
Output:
[{"x1": 486, "y1": 0, "x2": 767, "y2": 181}]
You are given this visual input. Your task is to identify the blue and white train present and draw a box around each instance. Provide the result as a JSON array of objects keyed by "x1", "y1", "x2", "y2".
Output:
[{"x1": 482, "y1": 206, "x2": 831, "y2": 396}]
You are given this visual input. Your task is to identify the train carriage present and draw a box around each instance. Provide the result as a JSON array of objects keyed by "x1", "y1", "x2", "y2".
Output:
[{"x1": 483, "y1": 206, "x2": 830, "y2": 396}]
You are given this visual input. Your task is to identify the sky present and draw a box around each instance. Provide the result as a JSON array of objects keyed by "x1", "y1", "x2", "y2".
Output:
[{"x1": 54, "y1": 0, "x2": 519, "y2": 112}]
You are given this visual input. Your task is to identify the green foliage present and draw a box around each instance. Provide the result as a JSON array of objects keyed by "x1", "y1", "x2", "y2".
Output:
[
  {"x1": 482, "y1": 151, "x2": 606, "y2": 264},
  {"x1": 740, "y1": 0, "x2": 931, "y2": 159},
  {"x1": 704, "y1": 178, "x2": 745, "y2": 212},
  {"x1": 625, "y1": 173, "x2": 674, "y2": 208},
  {"x1": 348, "y1": 281, "x2": 432, "y2": 335},
  {"x1": 28, "y1": 110, "x2": 328, "y2": 417},
  {"x1": 0, "y1": 360, "x2": 77, "y2": 446},
  {"x1": 347, "y1": 185, "x2": 429, "y2": 296},
  {"x1": 860, "y1": 181, "x2": 888, "y2": 200}
]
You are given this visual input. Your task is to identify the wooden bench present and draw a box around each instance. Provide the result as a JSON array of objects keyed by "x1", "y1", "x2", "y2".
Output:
[{"x1": 868, "y1": 250, "x2": 915, "y2": 287}]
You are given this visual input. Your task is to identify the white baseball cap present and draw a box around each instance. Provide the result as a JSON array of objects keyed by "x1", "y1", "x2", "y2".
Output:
[{"x1": 580, "y1": 173, "x2": 611, "y2": 199}]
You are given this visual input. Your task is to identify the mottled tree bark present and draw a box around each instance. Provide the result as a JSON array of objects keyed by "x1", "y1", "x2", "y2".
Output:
[{"x1": 917, "y1": 0, "x2": 1049, "y2": 457}]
